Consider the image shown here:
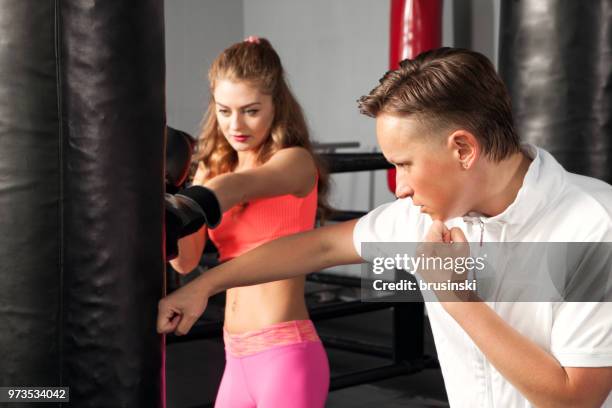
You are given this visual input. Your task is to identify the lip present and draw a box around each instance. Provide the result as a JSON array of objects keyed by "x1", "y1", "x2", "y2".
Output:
[{"x1": 233, "y1": 135, "x2": 250, "y2": 142}]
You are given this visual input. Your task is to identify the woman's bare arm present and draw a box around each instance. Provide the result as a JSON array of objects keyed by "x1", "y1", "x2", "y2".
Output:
[
  {"x1": 169, "y1": 164, "x2": 209, "y2": 274},
  {"x1": 202, "y1": 147, "x2": 318, "y2": 212},
  {"x1": 171, "y1": 147, "x2": 316, "y2": 274},
  {"x1": 158, "y1": 219, "x2": 362, "y2": 334}
]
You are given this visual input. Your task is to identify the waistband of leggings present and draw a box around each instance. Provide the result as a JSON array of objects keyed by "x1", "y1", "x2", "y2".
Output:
[{"x1": 223, "y1": 319, "x2": 320, "y2": 358}]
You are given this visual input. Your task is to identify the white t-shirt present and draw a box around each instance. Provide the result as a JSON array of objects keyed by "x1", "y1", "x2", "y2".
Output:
[{"x1": 353, "y1": 145, "x2": 612, "y2": 407}]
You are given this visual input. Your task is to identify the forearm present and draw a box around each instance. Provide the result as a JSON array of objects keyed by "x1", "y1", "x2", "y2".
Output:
[
  {"x1": 202, "y1": 151, "x2": 314, "y2": 212},
  {"x1": 192, "y1": 222, "x2": 361, "y2": 297},
  {"x1": 443, "y1": 302, "x2": 602, "y2": 407},
  {"x1": 192, "y1": 230, "x2": 328, "y2": 295},
  {"x1": 170, "y1": 227, "x2": 206, "y2": 274}
]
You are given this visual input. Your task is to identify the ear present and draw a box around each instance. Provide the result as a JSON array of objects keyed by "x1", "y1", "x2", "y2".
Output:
[{"x1": 446, "y1": 130, "x2": 480, "y2": 170}]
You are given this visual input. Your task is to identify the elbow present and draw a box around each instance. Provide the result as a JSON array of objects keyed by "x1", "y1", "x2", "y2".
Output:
[
  {"x1": 541, "y1": 399, "x2": 604, "y2": 408},
  {"x1": 565, "y1": 392, "x2": 611, "y2": 408},
  {"x1": 557, "y1": 374, "x2": 612, "y2": 408},
  {"x1": 534, "y1": 390, "x2": 609, "y2": 408},
  {"x1": 169, "y1": 258, "x2": 198, "y2": 275},
  {"x1": 170, "y1": 232, "x2": 206, "y2": 275}
]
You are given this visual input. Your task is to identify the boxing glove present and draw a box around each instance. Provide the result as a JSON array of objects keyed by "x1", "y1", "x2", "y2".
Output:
[{"x1": 165, "y1": 185, "x2": 222, "y2": 260}]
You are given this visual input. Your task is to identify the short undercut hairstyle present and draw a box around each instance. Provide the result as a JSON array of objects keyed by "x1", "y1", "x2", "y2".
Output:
[{"x1": 358, "y1": 47, "x2": 520, "y2": 161}]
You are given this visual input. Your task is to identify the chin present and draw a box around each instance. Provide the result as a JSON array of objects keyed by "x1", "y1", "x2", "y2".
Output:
[
  {"x1": 425, "y1": 210, "x2": 452, "y2": 222},
  {"x1": 419, "y1": 206, "x2": 435, "y2": 216},
  {"x1": 232, "y1": 140, "x2": 265, "y2": 153},
  {"x1": 230, "y1": 143, "x2": 252, "y2": 152}
]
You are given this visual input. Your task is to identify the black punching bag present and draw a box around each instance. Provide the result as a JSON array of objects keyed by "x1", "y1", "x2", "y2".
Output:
[
  {"x1": 0, "y1": 1, "x2": 166, "y2": 407},
  {"x1": 499, "y1": 0, "x2": 612, "y2": 182}
]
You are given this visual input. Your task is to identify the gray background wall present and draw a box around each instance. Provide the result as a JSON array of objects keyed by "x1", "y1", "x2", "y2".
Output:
[
  {"x1": 165, "y1": 0, "x2": 500, "y2": 212},
  {"x1": 165, "y1": 0, "x2": 500, "y2": 275},
  {"x1": 165, "y1": 0, "x2": 244, "y2": 136}
]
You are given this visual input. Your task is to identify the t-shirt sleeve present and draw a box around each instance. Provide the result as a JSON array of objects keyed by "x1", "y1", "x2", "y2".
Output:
[
  {"x1": 551, "y1": 301, "x2": 612, "y2": 367},
  {"x1": 352, "y1": 199, "x2": 425, "y2": 262}
]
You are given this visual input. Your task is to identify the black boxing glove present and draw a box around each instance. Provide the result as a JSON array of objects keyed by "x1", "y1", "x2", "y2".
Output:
[
  {"x1": 167, "y1": 185, "x2": 222, "y2": 233},
  {"x1": 165, "y1": 186, "x2": 222, "y2": 260}
]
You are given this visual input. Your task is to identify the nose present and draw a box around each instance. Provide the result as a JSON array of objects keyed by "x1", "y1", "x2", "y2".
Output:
[
  {"x1": 229, "y1": 112, "x2": 244, "y2": 132},
  {"x1": 395, "y1": 174, "x2": 414, "y2": 199}
]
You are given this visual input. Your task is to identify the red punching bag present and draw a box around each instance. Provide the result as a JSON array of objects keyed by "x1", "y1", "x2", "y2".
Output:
[{"x1": 387, "y1": 0, "x2": 442, "y2": 193}]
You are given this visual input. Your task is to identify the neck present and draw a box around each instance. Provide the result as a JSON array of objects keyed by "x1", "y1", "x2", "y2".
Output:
[
  {"x1": 236, "y1": 150, "x2": 259, "y2": 171},
  {"x1": 472, "y1": 151, "x2": 532, "y2": 217}
]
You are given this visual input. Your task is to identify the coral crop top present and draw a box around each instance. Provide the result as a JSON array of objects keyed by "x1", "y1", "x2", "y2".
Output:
[{"x1": 207, "y1": 181, "x2": 318, "y2": 262}]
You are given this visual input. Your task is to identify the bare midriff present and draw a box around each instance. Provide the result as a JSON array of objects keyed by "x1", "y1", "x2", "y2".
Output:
[{"x1": 224, "y1": 276, "x2": 309, "y2": 334}]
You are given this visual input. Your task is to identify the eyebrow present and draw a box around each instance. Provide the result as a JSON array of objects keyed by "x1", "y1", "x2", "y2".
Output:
[{"x1": 215, "y1": 102, "x2": 262, "y2": 109}]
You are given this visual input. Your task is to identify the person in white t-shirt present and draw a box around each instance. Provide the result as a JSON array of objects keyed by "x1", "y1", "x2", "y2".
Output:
[{"x1": 157, "y1": 47, "x2": 612, "y2": 407}]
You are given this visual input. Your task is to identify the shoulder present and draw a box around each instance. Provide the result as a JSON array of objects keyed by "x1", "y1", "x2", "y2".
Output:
[
  {"x1": 565, "y1": 172, "x2": 612, "y2": 216},
  {"x1": 536, "y1": 147, "x2": 612, "y2": 240},
  {"x1": 538, "y1": 147, "x2": 612, "y2": 218},
  {"x1": 557, "y1": 172, "x2": 612, "y2": 240},
  {"x1": 268, "y1": 146, "x2": 315, "y2": 167},
  {"x1": 266, "y1": 147, "x2": 317, "y2": 197},
  {"x1": 192, "y1": 161, "x2": 209, "y2": 185}
]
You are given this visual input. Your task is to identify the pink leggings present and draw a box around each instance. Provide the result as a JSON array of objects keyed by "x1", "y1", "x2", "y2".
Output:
[{"x1": 214, "y1": 320, "x2": 329, "y2": 408}]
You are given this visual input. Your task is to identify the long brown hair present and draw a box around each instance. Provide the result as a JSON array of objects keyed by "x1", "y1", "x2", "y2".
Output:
[{"x1": 195, "y1": 38, "x2": 331, "y2": 221}]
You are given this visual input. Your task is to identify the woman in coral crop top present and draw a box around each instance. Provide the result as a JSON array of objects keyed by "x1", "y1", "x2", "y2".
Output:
[{"x1": 169, "y1": 37, "x2": 331, "y2": 408}]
